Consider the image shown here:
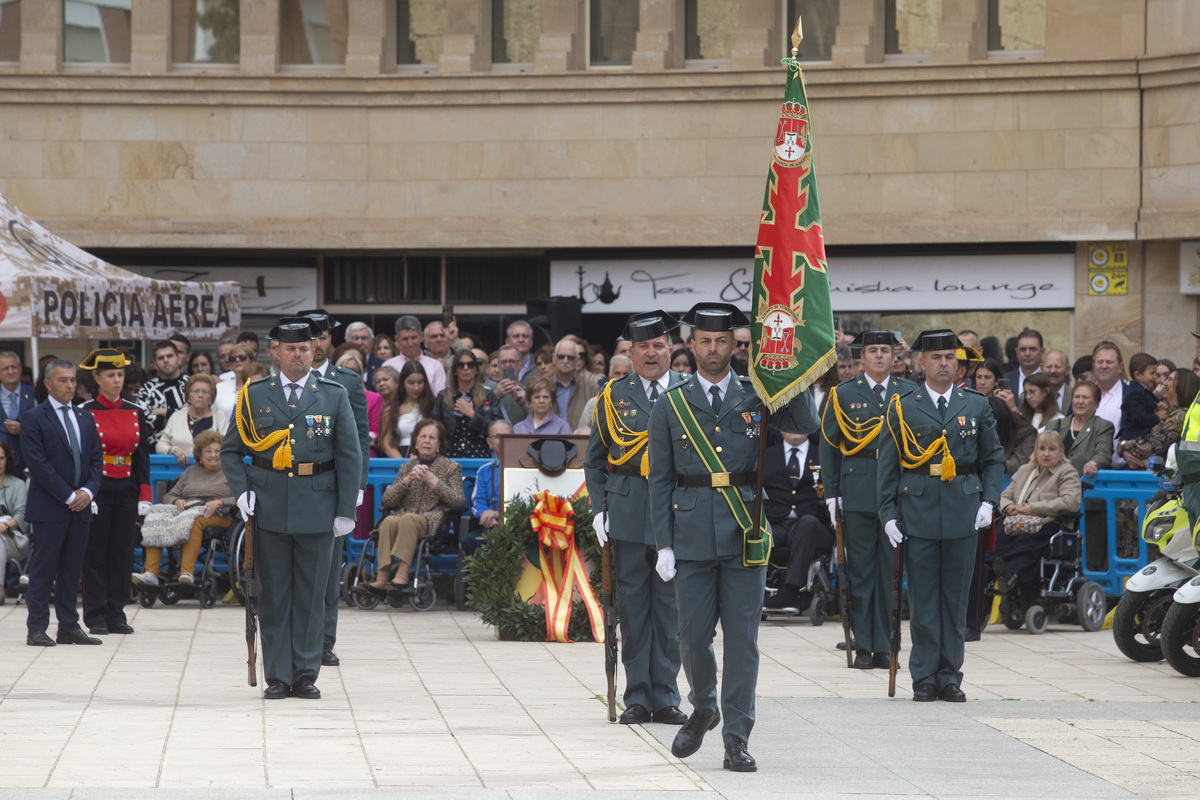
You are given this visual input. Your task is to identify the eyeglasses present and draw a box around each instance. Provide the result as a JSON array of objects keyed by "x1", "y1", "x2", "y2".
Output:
[
  {"x1": 455, "y1": 362, "x2": 477, "y2": 370},
  {"x1": 229, "y1": 355, "x2": 250, "y2": 362},
  {"x1": 734, "y1": 341, "x2": 750, "y2": 349},
  {"x1": 554, "y1": 354, "x2": 577, "y2": 361}
]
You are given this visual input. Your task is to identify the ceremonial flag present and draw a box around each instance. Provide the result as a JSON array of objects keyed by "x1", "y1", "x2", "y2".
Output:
[{"x1": 749, "y1": 52, "x2": 836, "y2": 412}]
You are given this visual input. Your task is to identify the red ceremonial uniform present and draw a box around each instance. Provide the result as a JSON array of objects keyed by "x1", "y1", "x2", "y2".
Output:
[{"x1": 85, "y1": 395, "x2": 152, "y2": 501}]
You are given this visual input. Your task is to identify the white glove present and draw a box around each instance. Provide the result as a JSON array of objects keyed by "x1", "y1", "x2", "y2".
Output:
[
  {"x1": 825, "y1": 498, "x2": 841, "y2": 522},
  {"x1": 237, "y1": 491, "x2": 256, "y2": 518},
  {"x1": 356, "y1": 490, "x2": 365, "y2": 508},
  {"x1": 333, "y1": 516, "x2": 356, "y2": 537},
  {"x1": 884, "y1": 519, "x2": 903, "y2": 548},
  {"x1": 655, "y1": 547, "x2": 677, "y2": 582},
  {"x1": 137, "y1": 501, "x2": 151, "y2": 516},
  {"x1": 594, "y1": 511, "x2": 609, "y2": 547},
  {"x1": 974, "y1": 502, "x2": 993, "y2": 530},
  {"x1": 90, "y1": 501, "x2": 99, "y2": 516}
]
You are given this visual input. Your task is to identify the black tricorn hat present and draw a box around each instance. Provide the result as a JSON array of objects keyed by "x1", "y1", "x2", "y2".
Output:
[
  {"x1": 266, "y1": 325, "x2": 280, "y2": 342},
  {"x1": 680, "y1": 302, "x2": 751, "y2": 332},
  {"x1": 79, "y1": 348, "x2": 132, "y2": 371},
  {"x1": 623, "y1": 310, "x2": 681, "y2": 343},
  {"x1": 527, "y1": 438, "x2": 578, "y2": 476},
  {"x1": 912, "y1": 329, "x2": 961, "y2": 353},
  {"x1": 275, "y1": 317, "x2": 320, "y2": 343},
  {"x1": 857, "y1": 330, "x2": 900, "y2": 347},
  {"x1": 296, "y1": 308, "x2": 339, "y2": 332}
]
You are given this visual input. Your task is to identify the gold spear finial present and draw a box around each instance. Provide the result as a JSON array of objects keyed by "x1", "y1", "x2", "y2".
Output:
[{"x1": 790, "y1": 16, "x2": 804, "y2": 58}]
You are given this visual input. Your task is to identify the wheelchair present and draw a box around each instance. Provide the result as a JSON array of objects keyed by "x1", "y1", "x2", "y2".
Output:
[
  {"x1": 134, "y1": 511, "x2": 245, "y2": 610},
  {"x1": 762, "y1": 546, "x2": 837, "y2": 626},
  {"x1": 990, "y1": 510, "x2": 1107, "y2": 635},
  {"x1": 342, "y1": 504, "x2": 471, "y2": 612}
]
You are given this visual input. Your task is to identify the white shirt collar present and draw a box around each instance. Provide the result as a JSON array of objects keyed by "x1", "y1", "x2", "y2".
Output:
[
  {"x1": 639, "y1": 373, "x2": 668, "y2": 397},
  {"x1": 48, "y1": 396, "x2": 71, "y2": 412},
  {"x1": 787, "y1": 439, "x2": 809, "y2": 462},
  {"x1": 925, "y1": 382, "x2": 953, "y2": 406},
  {"x1": 695, "y1": 370, "x2": 733, "y2": 399},
  {"x1": 865, "y1": 374, "x2": 889, "y2": 393}
]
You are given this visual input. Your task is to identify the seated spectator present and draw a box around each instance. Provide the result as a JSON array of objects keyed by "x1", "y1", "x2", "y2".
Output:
[
  {"x1": 157, "y1": 374, "x2": 229, "y2": 466},
  {"x1": 514, "y1": 377, "x2": 572, "y2": 436},
  {"x1": 0, "y1": 442, "x2": 29, "y2": 600},
  {"x1": 989, "y1": 431, "x2": 1082, "y2": 598},
  {"x1": 433, "y1": 350, "x2": 496, "y2": 459},
  {"x1": 136, "y1": 431, "x2": 235, "y2": 587},
  {"x1": 1120, "y1": 369, "x2": 1200, "y2": 470},
  {"x1": 990, "y1": 396, "x2": 1036, "y2": 476},
  {"x1": 212, "y1": 343, "x2": 256, "y2": 418},
  {"x1": 186, "y1": 350, "x2": 216, "y2": 377},
  {"x1": 366, "y1": 420, "x2": 464, "y2": 596},
  {"x1": 1045, "y1": 382, "x2": 1114, "y2": 478},
  {"x1": 371, "y1": 334, "x2": 394, "y2": 362},
  {"x1": 972, "y1": 358, "x2": 1003, "y2": 397},
  {"x1": 334, "y1": 347, "x2": 384, "y2": 456},
  {"x1": 465, "y1": 420, "x2": 512, "y2": 557},
  {"x1": 670, "y1": 348, "x2": 696, "y2": 376},
  {"x1": 761, "y1": 433, "x2": 834, "y2": 616},
  {"x1": 1018, "y1": 373, "x2": 1063, "y2": 432},
  {"x1": 1118, "y1": 352, "x2": 1162, "y2": 443}
]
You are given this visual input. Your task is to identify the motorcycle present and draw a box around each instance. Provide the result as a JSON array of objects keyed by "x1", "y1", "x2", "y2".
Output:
[
  {"x1": 1161, "y1": 573, "x2": 1200, "y2": 676},
  {"x1": 1112, "y1": 449, "x2": 1200, "y2": 662}
]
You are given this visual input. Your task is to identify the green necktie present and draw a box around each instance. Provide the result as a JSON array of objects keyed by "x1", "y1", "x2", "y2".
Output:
[
  {"x1": 61, "y1": 406, "x2": 81, "y2": 486},
  {"x1": 937, "y1": 395, "x2": 947, "y2": 419},
  {"x1": 710, "y1": 386, "x2": 722, "y2": 415},
  {"x1": 649, "y1": 382, "x2": 659, "y2": 402}
]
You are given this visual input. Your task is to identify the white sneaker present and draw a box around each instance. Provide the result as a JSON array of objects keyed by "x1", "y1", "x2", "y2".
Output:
[
  {"x1": 178, "y1": 573, "x2": 194, "y2": 585},
  {"x1": 138, "y1": 572, "x2": 160, "y2": 588}
]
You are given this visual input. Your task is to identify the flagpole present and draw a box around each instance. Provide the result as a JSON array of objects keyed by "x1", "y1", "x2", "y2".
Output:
[{"x1": 751, "y1": 407, "x2": 770, "y2": 557}]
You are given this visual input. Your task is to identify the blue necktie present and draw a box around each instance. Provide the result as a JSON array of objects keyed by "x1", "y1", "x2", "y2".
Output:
[{"x1": 61, "y1": 406, "x2": 81, "y2": 486}]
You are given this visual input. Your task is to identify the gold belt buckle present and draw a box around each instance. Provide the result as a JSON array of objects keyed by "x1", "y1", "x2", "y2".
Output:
[
  {"x1": 929, "y1": 464, "x2": 942, "y2": 476},
  {"x1": 298, "y1": 462, "x2": 314, "y2": 476},
  {"x1": 711, "y1": 472, "x2": 731, "y2": 488}
]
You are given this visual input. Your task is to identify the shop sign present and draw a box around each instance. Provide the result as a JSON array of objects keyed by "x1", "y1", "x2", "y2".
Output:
[{"x1": 1088, "y1": 242, "x2": 1129, "y2": 296}]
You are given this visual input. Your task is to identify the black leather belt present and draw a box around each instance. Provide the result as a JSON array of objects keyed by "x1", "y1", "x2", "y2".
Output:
[
  {"x1": 846, "y1": 449, "x2": 878, "y2": 460},
  {"x1": 677, "y1": 471, "x2": 756, "y2": 488},
  {"x1": 610, "y1": 462, "x2": 645, "y2": 478},
  {"x1": 903, "y1": 462, "x2": 979, "y2": 477},
  {"x1": 1181, "y1": 472, "x2": 1200, "y2": 486},
  {"x1": 251, "y1": 455, "x2": 336, "y2": 476}
]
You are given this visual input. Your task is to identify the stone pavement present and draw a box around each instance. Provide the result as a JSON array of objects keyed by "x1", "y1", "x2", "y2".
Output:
[{"x1": 1, "y1": 599, "x2": 1198, "y2": 800}]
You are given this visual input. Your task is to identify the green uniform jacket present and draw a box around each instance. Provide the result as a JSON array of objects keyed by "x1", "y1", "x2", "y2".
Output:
[
  {"x1": 648, "y1": 375, "x2": 818, "y2": 560},
  {"x1": 221, "y1": 373, "x2": 361, "y2": 532},
  {"x1": 315, "y1": 361, "x2": 370, "y2": 490},
  {"x1": 584, "y1": 372, "x2": 686, "y2": 545},
  {"x1": 819, "y1": 376, "x2": 918, "y2": 513},
  {"x1": 877, "y1": 385, "x2": 1004, "y2": 539}
]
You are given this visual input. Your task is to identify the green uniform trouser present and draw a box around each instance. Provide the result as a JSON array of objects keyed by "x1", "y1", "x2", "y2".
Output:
[
  {"x1": 843, "y1": 509, "x2": 892, "y2": 654},
  {"x1": 674, "y1": 555, "x2": 766, "y2": 746},
  {"x1": 904, "y1": 535, "x2": 976, "y2": 690},
  {"x1": 258, "y1": 528, "x2": 333, "y2": 686},
  {"x1": 612, "y1": 539, "x2": 681, "y2": 713},
  {"x1": 324, "y1": 534, "x2": 344, "y2": 648}
]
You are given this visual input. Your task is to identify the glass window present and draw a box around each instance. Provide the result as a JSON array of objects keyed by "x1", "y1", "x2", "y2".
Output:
[
  {"x1": 589, "y1": 0, "x2": 637, "y2": 66},
  {"x1": 0, "y1": 0, "x2": 20, "y2": 62},
  {"x1": 784, "y1": 0, "x2": 838, "y2": 61},
  {"x1": 884, "y1": 0, "x2": 939, "y2": 56},
  {"x1": 987, "y1": 0, "x2": 1044, "y2": 53},
  {"x1": 173, "y1": 0, "x2": 239, "y2": 63},
  {"x1": 64, "y1": 0, "x2": 131, "y2": 63},
  {"x1": 281, "y1": 0, "x2": 347, "y2": 65},
  {"x1": 492, "y1": 0, "x2": 540, "y2": 65},
  {"x1": 685, "y1": 0, "x2": 736, "y2": 61},
  {"x1": 398, "y1": 0, "x2": 444, "y2": 67}
]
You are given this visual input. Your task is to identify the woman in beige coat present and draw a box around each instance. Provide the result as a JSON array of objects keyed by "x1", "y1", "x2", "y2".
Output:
[{"x1": 989, "y1": 431, "x2": 1083, "y2": 594}]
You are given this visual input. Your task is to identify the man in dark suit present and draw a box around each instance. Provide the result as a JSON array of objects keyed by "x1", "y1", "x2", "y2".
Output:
[
  {"x1": 22, "y1": 359, "x2": 104, "y2": 646},
  {"x1": 762, "y1": 432, "x2": 833, "y2": 613},
  {"x1": 1003, "y1": 329, "x2": 1045, "y2": 398},
  {"x1": 0, "y1": 350, "x2": 36, "y2": 472}
]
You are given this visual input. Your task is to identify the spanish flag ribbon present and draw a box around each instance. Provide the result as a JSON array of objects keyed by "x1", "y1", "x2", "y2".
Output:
[{"x1": 528, "y1": 490, "x2": 605, "y2": 643}]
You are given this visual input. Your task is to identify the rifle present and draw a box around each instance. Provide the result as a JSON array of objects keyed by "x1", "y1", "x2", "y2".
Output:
[
  {"x1": 600, "y1": 497, "x2": 618, "y2": 722},
  {"x1": 834, "y1": 502, "x2": 853, "y2": 668},
  {"x1": 243, "y1": 475, "x2": 259, "y2": 687},
  {"x1": 888, "y1": 504, "x2": 904, "y2": 698}
]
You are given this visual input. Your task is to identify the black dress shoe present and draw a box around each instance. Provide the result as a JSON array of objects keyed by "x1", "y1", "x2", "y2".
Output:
[
  {"x1": 852, "y1": 649, "x2": 875, "y2": 669},
  {"x1": 835, "y1": 638, "x2": 856, "y2": 651},
  {"x1": 56, "y1": 629, "x2": 102, "y2": 645},
  {"x1": 652, "y1": 706, "x2": 688, "y2": 725},
  {"x1": 27, "y1": 630, "x2": 56, "y2": 647},
  {"x1": 322, "y1": 644, "x2": 340, "y2": 667},
  {"x1": 872, "y1": 652, "x2": 890, "y2": 670},
  {"x1": 291, "y1": 678, "x2": 321, "y2": 700},
  {"x1": 387, "y1": 582, "x2": 416, "y2": 597},
  {"x1": 108, "y1": 622, "x2": 134, "y2": 635},
  {"x1": 670, "y1": 709, "x2": 720, "y2": 759},
  {"x1": 965, "y1": 628, "x2": 981, "y2": 642},
  {"x1": 913, "y1": 683, "x2": 938, "y2": 702},
  {"x1": 938, "y1": 684, "x2": 967, "y2": 703},
  {"x1": 618, "y1": 703, "x2": 651, "y2": 725},
  {"x1": 723, "y1": 738, "x2": 757, "y2": 772},
  {"x1": 763, "y1": 584, "x2": 801, "y2": 612},
  {"x1": 263, "y1": 680, "x2": 289, "y2": 700},
  {"x1": 88, "y1": 625, "x2": 109, "y2": 635}
]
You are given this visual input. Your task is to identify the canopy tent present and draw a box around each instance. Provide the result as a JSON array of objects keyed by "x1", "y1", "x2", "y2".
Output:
[{"x1": 0, "y1": 193, "x2": 239, "y2": 359}]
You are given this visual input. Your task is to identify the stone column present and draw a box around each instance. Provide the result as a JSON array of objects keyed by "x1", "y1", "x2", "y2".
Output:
[
  {"x1": 830, "y1": 0, "x2": 883, "y2": 66},
  {"x1": 731, "y1": 0, "x2": 782, "y2": 70},
  {"x1": 20, "y1": 0, "x2": 61, "y2": 73},
  {"x1": 441, "y1": 0, "x2": 491, "y2": 73},
  {"x1": 935, "y1": 0, "x2": 985, "y2": 62},
  {"x1": 632, "y1": 0, "x2": 684, "y2": 70},
  {"x1": 347, "y1": 0, "x2": 396, "y2": 74},
  {"x1": 241, "y1": 0, "x2": 280, "y2": 74},
  {"x1": 535, "y1": 0, "x2": 585, "y2": 71},
  {"x1": 131, "y1": 0, "x2": 172, "y2": 73}
]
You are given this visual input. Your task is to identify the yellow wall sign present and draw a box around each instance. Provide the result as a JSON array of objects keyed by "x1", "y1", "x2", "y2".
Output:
[{"x1": 1088, "y1": 242, "x2": 1129, "y2": 296}]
